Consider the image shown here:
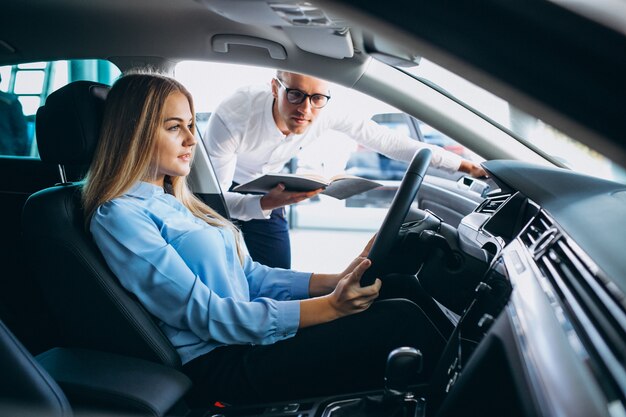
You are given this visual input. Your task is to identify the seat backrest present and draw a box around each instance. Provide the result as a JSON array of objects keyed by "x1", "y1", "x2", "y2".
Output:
[
  {"x1": 22, "y1": 81, "x2": 181, "y2": 369},
  {"x1": 0, "y1": 320, "x2": 73, "y2": 417}
]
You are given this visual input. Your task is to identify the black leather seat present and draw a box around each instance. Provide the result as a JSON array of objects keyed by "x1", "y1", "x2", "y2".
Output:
[
  {"x1": 0, "y1": 319, "x2": 73, "y2": 417},
  {"x1": 1, "y1": 316, "x2": 192, "y2": 417},
  {"x1": 22, "y1": 81, "x2": 180, "y2": 369}
]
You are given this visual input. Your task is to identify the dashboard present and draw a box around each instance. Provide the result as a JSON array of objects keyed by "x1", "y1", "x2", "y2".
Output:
[{"x1": 437, "y1": 160, "x2": 626, "y2": 417}]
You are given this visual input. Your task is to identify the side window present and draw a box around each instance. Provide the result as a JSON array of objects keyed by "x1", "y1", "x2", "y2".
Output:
[
  {"x1": 0, "y1": 60, "x2": 120, "y2": 158},
  {"x1": 416, "y1": 119, "x2": 468, "y2": 158},
  {"x1": 345, "y1": 113, "x2": 415, "y2": 182},
  {"x1": 372, "y1": 113, "x2": 416, "y2": 138}
]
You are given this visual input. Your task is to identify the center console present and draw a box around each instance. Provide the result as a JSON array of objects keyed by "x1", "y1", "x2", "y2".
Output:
[{"x1": 204, "y1": 348, "x2": 428, "y2": 417}]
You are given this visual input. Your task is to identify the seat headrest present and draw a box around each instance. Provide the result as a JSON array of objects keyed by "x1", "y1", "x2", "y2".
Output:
[{"x1": 36, "y1": 81, "x2": 110, "y2": 165}]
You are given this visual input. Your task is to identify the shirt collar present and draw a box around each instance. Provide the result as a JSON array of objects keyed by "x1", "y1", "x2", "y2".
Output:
[{"x1": 125, "y1": 181, "x2": 165, "y2": 199}]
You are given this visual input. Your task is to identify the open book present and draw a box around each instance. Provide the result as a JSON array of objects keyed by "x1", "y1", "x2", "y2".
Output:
[{"x1": 232, "y1": 172, "x2": 382, "y2": 200}]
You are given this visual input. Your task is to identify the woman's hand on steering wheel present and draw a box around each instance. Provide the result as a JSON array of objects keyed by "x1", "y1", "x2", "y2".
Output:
[
  {"x1": 329, "y1": 258, "x2": 381, "y2": 317},
  {"x1": 337, "y1": 234, "x2": 377, "y2": 278}
]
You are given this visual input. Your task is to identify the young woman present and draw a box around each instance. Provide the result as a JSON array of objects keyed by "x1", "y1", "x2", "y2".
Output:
[{"x1": 83, "y1": 73, "x2": 446, "y2": 405}]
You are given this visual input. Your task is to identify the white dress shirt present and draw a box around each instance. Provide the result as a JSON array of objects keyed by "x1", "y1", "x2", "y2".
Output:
[{"x1": 203, "y1": 84, "x2": 463, "y2": 221}]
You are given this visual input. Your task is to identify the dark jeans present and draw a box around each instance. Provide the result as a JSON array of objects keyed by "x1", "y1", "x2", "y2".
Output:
[
  {"x1": 230, "y1": 181, "x2": 291, "y2": 269},
  {"x1": 183, "y1": 275, "x2": 449, "y2": 405},
  {"x1": 238, "y1": 207, "x2": 291, "y2": 269}
]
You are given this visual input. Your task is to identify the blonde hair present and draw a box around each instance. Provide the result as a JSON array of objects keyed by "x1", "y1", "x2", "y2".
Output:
[{"x1": 82, "y1": 72, "x2": 245, "y2": 263}]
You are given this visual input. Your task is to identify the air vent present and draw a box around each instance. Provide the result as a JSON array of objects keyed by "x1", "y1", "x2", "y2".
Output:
[
  {"x1": 538, "y1": 237, "x2": 626, "y2": 402},
  {"x1": 527, "y1": 215, "x2": 626, "y2": 405},
  {"x1": 520, "y1": 211, "x2": 554, "y2": 251},
  {"x1": 476, "y1": 193, "x2": 511, "y2": 214}
]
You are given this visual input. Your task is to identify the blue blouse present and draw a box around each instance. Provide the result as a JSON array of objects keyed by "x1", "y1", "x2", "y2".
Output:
[{"x1": 90, "y1": 181, "x2": 311, "y2": 364}]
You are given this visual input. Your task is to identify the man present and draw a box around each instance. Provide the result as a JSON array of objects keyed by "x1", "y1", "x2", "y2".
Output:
[
  {"x1": 0, "y1": 74, "x2": 29, "y2": 156},
  {"x1": 204, "y1": 71, "x2": 486, "y2": 268}
]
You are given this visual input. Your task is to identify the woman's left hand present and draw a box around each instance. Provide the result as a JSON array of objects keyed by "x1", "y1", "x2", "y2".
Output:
[
  {"x1": 338, "y1": 233, "x2": 376, "y2": 277},
  {"x1": 309, "y1": 234, "x2": 377, "y2": 297}
]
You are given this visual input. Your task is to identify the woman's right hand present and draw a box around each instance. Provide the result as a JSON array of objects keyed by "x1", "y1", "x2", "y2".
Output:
[
  {"x1": 299, "y1": 259, "x2": 381, "y2": 328},
  {"x1": 328, "y1": 258, "x2": 381, "y2": 317}
]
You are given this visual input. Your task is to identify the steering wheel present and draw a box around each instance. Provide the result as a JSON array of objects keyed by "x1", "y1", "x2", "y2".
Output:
[{"x1": 360, "y1": 148, "x2": 432, "y2": 286}]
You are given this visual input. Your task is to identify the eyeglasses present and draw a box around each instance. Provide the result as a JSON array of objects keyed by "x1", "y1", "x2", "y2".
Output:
[{"x1": 275, "y1": 78, "x2": 330, "y2": 109}]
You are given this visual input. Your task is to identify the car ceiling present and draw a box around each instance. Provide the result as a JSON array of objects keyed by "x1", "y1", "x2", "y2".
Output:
[
  {"x1": 0, "y1": 0, "x2": 370, "y2": 85},
  {"x1": 2, "y1": 0, "x2": 625, "y2": 169}
]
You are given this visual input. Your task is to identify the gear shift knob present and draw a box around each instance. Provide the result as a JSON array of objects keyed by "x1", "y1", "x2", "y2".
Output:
[{"x1": 384, "y1": 347, "x2": 423, "y2": 397}]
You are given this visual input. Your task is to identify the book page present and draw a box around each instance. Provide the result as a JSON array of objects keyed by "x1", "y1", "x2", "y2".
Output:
[
  {"x1": 329, "y1": 173, "x2": 361, "y2": 182},
  {"x1": 299, "y1": 173, "x2": 331, "y2": 184},
  {"x1": 322, "y1": 177, "x2": 382, "y2": 200}
]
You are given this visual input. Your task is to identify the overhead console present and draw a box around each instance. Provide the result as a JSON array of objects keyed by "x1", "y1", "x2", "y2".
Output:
[{"x1": 200, "y1": 0, "x2": 355, "y2": 59}]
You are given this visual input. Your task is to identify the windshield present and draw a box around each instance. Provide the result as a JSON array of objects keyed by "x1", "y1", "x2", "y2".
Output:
[{"x1": 403, "y1": 59, "x2": 626, "y2": 184}]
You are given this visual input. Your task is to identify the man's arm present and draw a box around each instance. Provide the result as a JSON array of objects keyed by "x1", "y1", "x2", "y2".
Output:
[{"x1": 330, "y1": 114, "x2": 486, "y2": 177}]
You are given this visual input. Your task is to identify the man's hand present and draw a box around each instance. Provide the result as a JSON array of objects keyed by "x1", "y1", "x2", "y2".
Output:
[
  {"x1": 459, "y1": 160, "x2": 488, "y2": 178},
  {"x1": 260, "y1": 183, "x2": 323, "y2": 211}
]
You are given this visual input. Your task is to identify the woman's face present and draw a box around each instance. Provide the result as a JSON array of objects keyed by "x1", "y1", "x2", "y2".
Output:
[{"x1": 147, "y1": 91, "x2": 196, "y2": 186}]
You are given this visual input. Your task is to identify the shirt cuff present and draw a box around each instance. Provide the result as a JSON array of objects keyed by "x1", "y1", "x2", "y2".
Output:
[
  {"x1": 434, "y1": 149, "x2": 463, "y2": 173},
  {"x1": 276, "y1": 299, "x2": 300, "y2": 339},
  {"x1": 255, "y1": 195, "x2": 272, "y2": 219},
  {"x1": 289, "y1": 271, "x2": 313, "y2": 299},
  {"x1": 224, "y1": 192, "x2": 272, "y2": 221},
  {"x1": 231, "y1": 194, "x2": 271, "y2": 220}
]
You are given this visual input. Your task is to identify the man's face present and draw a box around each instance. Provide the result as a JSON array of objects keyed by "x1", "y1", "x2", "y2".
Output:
[{"x1": 272, "y1": 73, "x2": 330, "y2": 135}]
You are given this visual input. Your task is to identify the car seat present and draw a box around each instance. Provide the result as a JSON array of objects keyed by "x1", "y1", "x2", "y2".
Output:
[
  {"x1": 22, "y1": 81, "x2": 181, "y2": 369},
  {"x1": 1, "y1": 315, "x2": 193, "y2": 417},
  {"x1": 0, "y1": 319, "x2": 72, "y2": 417}
]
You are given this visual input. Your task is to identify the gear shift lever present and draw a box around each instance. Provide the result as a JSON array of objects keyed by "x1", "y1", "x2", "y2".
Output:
[
  {"x1": 384, "y1": 347, "x2": 423, "y2": 400},
  {"x1": 326, "y1": 347, "x2": 424, "y2": 417}
]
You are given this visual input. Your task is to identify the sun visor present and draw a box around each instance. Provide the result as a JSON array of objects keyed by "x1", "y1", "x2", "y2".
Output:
[{"x1": 363, "y1": 32, "x2": 421, "y2": 67}]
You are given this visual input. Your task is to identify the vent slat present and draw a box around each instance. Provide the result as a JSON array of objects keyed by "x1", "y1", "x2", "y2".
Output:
[
  {"x1": 551, "y1": 241, "x2": 626, "y2": 336},
  {"x1": 519, "y1": 210, "x2": 626, "y2": 403},
  {"x1": 520, "y1": 211, "x2": 552, "y2": 248},
  {"x1": 477, "y1": 193, "x2": 512, "y2": 214}
]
